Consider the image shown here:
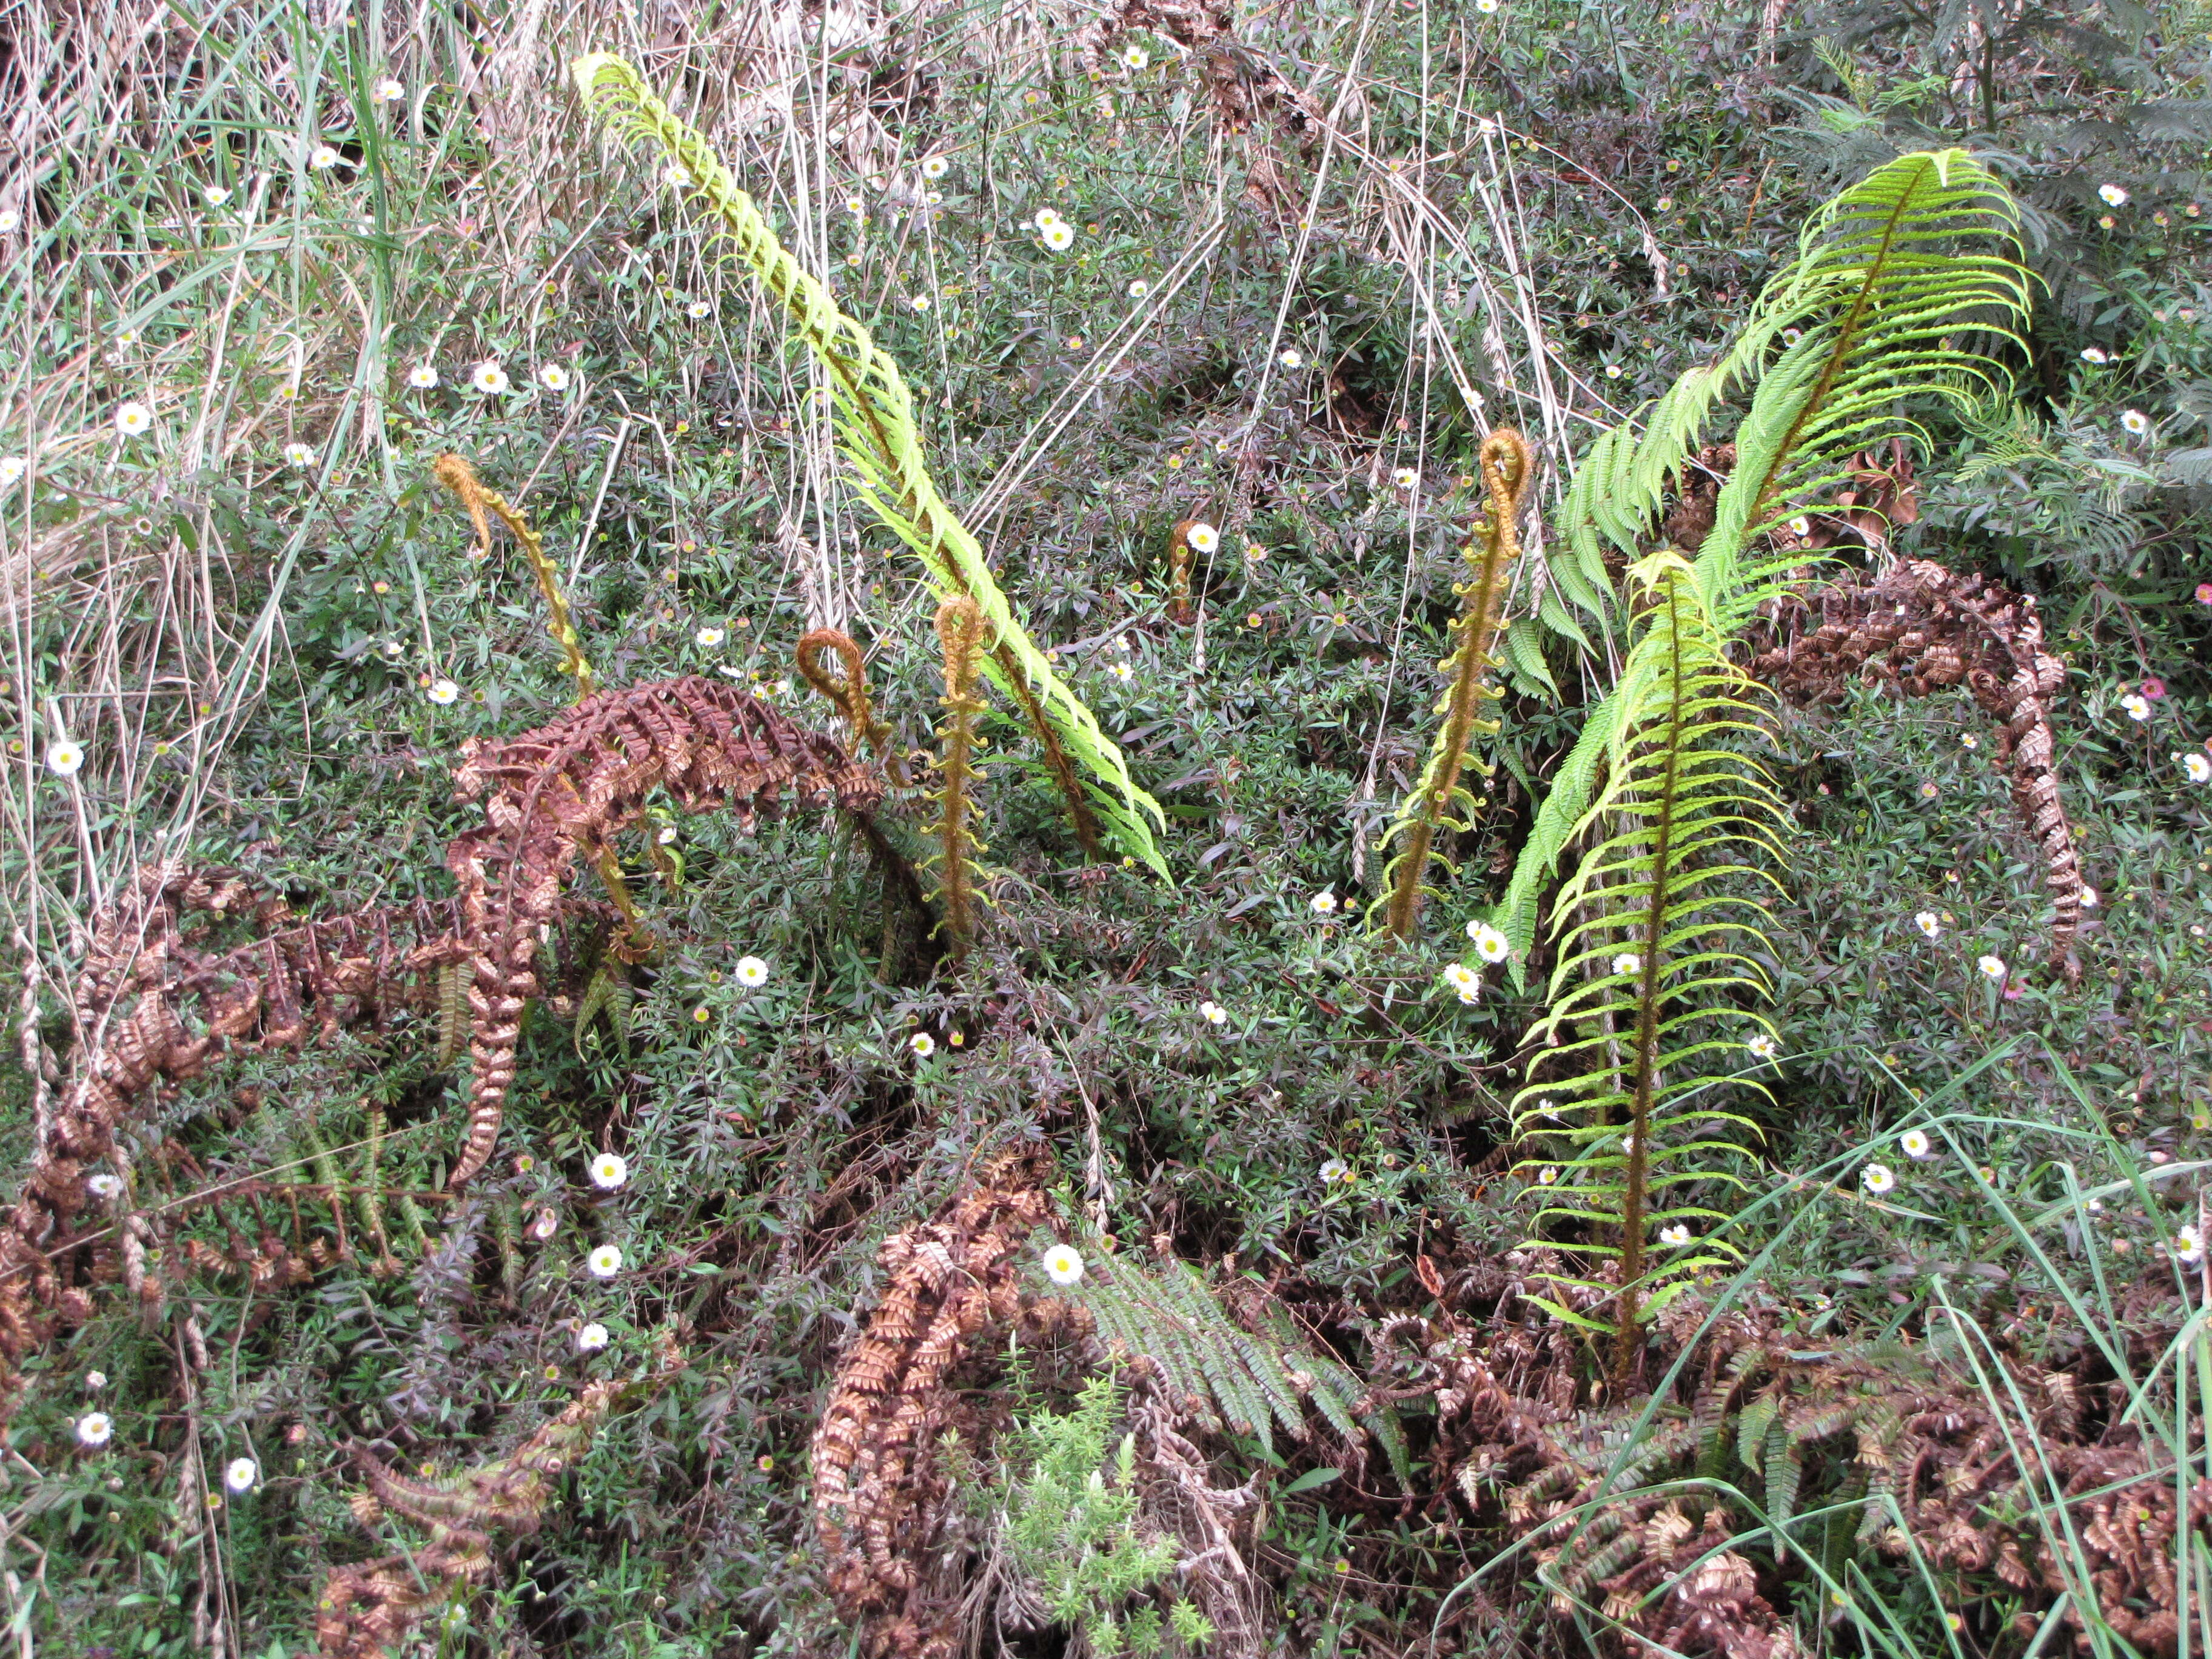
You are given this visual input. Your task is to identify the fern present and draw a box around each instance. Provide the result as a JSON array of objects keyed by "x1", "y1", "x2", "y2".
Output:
[
  {"x1": 1375, "y1": 428, "x2": 1530, "y2": 942},
  {"x1": 1510, "y1": 552, "x2": 1787, "y2": 1360},
  {"x1": 569, "y1": 55, "x2": 1167, "y2": 876},
  {"x1": 1496, "y1": 149, "x2": 2029, "y2": 977},
  {"x1": 1062, "y1": 1247, "x2": 1410, "y2": 1486},
  {"x1": 927, "y1": 599, "x2": 991, "y2": 962}
]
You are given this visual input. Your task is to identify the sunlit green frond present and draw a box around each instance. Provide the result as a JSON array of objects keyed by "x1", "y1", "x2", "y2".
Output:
[
  {"x1": 1495, "y1": 150, "x2": 2025, "y2": 978},
  {"x1": 568, "y1": 54, "x2": 1167, "y2": 876},
  {"x1": 1509, "y1": 552, "x2": 1788, "y2": 1349}
]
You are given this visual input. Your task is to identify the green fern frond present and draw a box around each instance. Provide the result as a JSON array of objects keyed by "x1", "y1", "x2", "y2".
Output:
[
  {"x1": 1495, "y1": 150, "x2": 2027, "y2": 979},
  {"x1": 1510, "y1": 552, "x2": 1788, "y2": 1358},
  {"x1": 569, "y1": 54, "x2": 1167, "y2": 876}
]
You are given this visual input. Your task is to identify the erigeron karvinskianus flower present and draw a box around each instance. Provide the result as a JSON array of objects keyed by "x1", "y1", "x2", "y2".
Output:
[
  {"x1": 586, "y1": 1244, "x2": 623, "y2": 1278},
  {"x1": 2082, "y1": 346, "x2": 2108, "y2": 364},
  {"x1": 2121, "y1": 693, "x2": 2151, "y2": 720},
  {"x1": 695, "y1": 626, "x2": 725, "y2": 647},
  {"x1": 1467, "y1": 920, "x2": 1509, "y2": 964},
  {"x1": 588, "y1": 1152, "x2": 628, "y2": 1190},
  {"x1": 206, "y1": 185, "x2": 230, "y2": 205},
  {"x1": 1611, "y1": 951, "x2": 1641, "y2": 976},
  {"x1": 538, "y1": 363, "x2": 570, "y2": 391},
  {"x1": 373, "y1": 78, "x2": 404, "y2": 102},
  {"x1": 310, "y1": 145, "x2": 341, "y2": 170},
  {"x1": 0, "y1": 457, "x2": 22, "y2": 488},
  {"x1": 1198, "y1": 1000, "x2": 1228, "y2": 1026},
  {"x1": 427, "y1": 679, "x2": 459, "y2": 705},
  {"x1": 85, "y1": 1370, "x2": 106, "y2": 1390},
  {"x1": 1899, "y1": 1128, "x2": 1933, "y2": 1161},
  {"x1": 528, "y1": 1207, "x2": 557, "y2": 1241},
  {"x1": 408, "y1": 363, "x2": 438, "y2": 389},
  {"x1": 283, "y1": 442, "x2": 313, "y2": 467},
  {"x1": 115, "y1": 401, "x2": 153, "y2": 437},
  {"x1": 2098, "y1": 183, "x2": 2129, "y2": 207},
  {"x1": 469, "y1": 361, "x2": 509, "y2": 395},
  {"x1": 1916, "y1": 911, "x2": 1942, "y2": 939},
  {"x1": 1442, "y1": 962, "x2": 1478, "y2": 994},
  {"x1": 736, "y1": 956, "x2": 768, "y2": 988},
  {"x1": 1127, "y1": 280, "x2": 1148, "y2": 298},
  {"x1": 1976, "y1": 954, "x2": 2006, "y2": 983},
  {"x1": 1535, "y1": 1166, "x2": 1557, "y2": 1185},
  {"x1": 1318, "y1": 1158, "x2": 1349, "y2": 1185},
  {"x1": 225, "y1": 1458, "x2": 258, "y2": 1493},
  {"x1": 577, "y1": 1322, "x2": 609, "y2": 1352},
  {"x1": 1476, "y1": 0, "x2": 1500, "y2": 12},
  {"x1": 2177, "y1": 1224, "x2": 2205, "y2": 1266},
  {"x1": 909, "y1": 1031, "x2": 935, "y2": 1057},
  {"x1": 1279, "y1": 348, "x2": 1302, "y2": 368},
  {"x1": 922, "y1": 155, "x2": 950, "y2": 179},
  {"x1": 1185, "y1": 521, "x2": 1218, "y2": 553},
  {"x1": 1746, "y1": 1034, "x2": 1778, "y2": 1061},
  {"x1": 1310, "y1": 889, "x2": 1337, "y2": 916},
  {"x1": 1658, "y1": 1223, "x2": 1691, "y2": 1246},
  {"x1": 2185, "y1": 752, "x2": 2211, "y2": 783},
  {"x1": 1392, "y1": 466, "x2": 1418, "y2": 489},
  {"x1": 1041, "y1": 220, "x2": 1075, "y2": 252},
  {"x1": 2122, "y1": 409, "x2": 2150, "y2": 435},
  {"x1": 1862, "y1": 1164, "x2": 1895, "y2": 1196},
  {"x1": 47, "y1": 739, "x2": 84, "y2": 777},
  {"x1": 1042, "y1": 1244, "x2": 1084, "y2": 1285},
  {"x1": 77, "y1": 1412, "x2": 113, "y2": 1447},
  {"x1": 87, "y1": 1172, "x2": 122, "y2": 1199},
  {"x1": 1122, "y1": 45, "x2": 1148, "y2": 69}
]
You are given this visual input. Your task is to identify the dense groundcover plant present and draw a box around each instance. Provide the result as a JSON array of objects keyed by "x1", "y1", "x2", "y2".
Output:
[{"x1": 2, "y1": 1, "x2": 2207, "y2": 1657}]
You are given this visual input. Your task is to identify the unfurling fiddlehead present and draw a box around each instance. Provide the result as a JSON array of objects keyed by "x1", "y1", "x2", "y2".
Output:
[
  {"x1": 928, "y1": 600, "x2": 991, "y2": 964},
  {"x1": 433, "y1": 454, "x2": 595, "y2": 699},
  {"x1": 569, "y1": 54, "x2": 1167, "y2": 876},
  {"x1": 1377, "y1": 428, "x2": 1531, "y2": 943},
  {"x1": 799, "y1": 629, "x2": 908, "y2": 785}
]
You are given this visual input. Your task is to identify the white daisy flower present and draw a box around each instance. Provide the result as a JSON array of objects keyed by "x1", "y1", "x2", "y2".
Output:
[
  {"x1": 1310, "y1": 889, "x2": 1337, "y2": 915},
  {"x1": 922, "y1": 155, "x2": 950, "y2": 180},
  {"x1": 46, "y1": 739, "x2": 84, "y2": 777},
  {"x1": 2185, "y1": 752, "x2": 2211, "y2": 783},
  {"x1": 1788, "y1": 516, "x2": 1812, "y2": 537},
  {"x1": 1392, "y1": 466, "x2": 1418, "y2": 489},
  {"x1": 224, "y1": 1457, "x2": 258, "y2": 1493},
  {"x1": 1127, "y1": 279, "x2": 1150, "y2": 298},
  {"x1": 924, "y1": 190, "x2": 942, "y2": 207},
  {"x1": 2177, "y1": 1224, "x2": 2205, "y2": 1266},
  {"x1": 1976, "y1": 954, "x2": 2006, "y2": 982},
  {"x1": 1467, "y1": 920, "x2": 1509, "y2": 964},
  {"x1": 1861, "y1": 1163, "x2": 1895, "y2": 1196},
  {"x1": 115, "y1": 401, "x2": 153, "y2": 437},
  {"x1": 204, "y1": 185, "x2": 231, "y2": 206},
  {"x1": 588, "y1": 1152, "x2": 628, "y2": 1190},
  {"x1": 381, "y1": 640, "x2": 405, "y2": 659},
  {"x1": 586, "y1": 1244, "x2": 623, "y2": 1278},
  {"x1": 1453, "y1": 976, "x2": 1481, "y2": 1005},
  {"x1": 1916, "y1": 911, "x2": 1942, "y2": 939},
  {"x1": 909, "y1": 1031, "x2": 936, "y2": 1057},
  {"x1": 1536, "y1": 1166, "x2": 1557, "y2": 1185},
  {"x1": 2081, "y1": 346, "x2": 2108, "y2": 364},
  {"x1": 663, "y1": 166, "x2": 689, "y2": 190},
  {"x1": 469, "y1": 361, "x2": 510, "y2": 395},
  {"x1": 2122, "y1": 409, "x2": 2150, "y2": 435},
  {"x1": 87, "y1": 1172, "x2": 122, "y2": 1199},
  {"x1": 2121, "y1": 693, "x2": 2151, "y2": 721},
  {"x1": 1198, "y1": 1000, "x2": 1228, "y2": 1026},
  {"x1": 1033, "y1": 207, "x2": 1063, "y2": 231},
  {"x1": 735, "y1": 956, "x2": 768, "y2": 988},
  {"x1": 1442, "y1": 962, "x2": 1478, "y2": 992},
  {"x1": 910, "y1": 293, "x2": 931, "y2": 312},
  {"x1": 1604, "y1": 363, "x2": 1623, "y2": 379},
  {"x1": 2097, "y1": 183, "x2": 2128, "y2": 207},
  {"x1": 0, "y1": 457, "x2": 23, "y2": 487},
  {"x1": 576, "y1": 1322, "x2": 609, "y2": 1352},
  {"x1": 1279, "y1": 348, "x2": 1303, "y2": 368},
  {"x1": 1318, "y1": 1158, "x2": 1349, "y2": 1184},
  {"x1": 407, "y1": 363, "x2": 438, "y2": 389},
  {"x1": 0, "y1": 209, "x2": 19, "y2": 233},
  {"x1": 1476, "y1": 0, "x2": 1500, "y2": 12},
  {"x1": 1185, "y1": 521, "x2": 1219, "y2": 553},
  {"x1": 1746, "y1": 1034, "x2": 1778, "y2": 1061},
  {"x1": 1041, "y1": 1244, "x2": 1084, "y2": 1285},
  {"x1": 1899, "y1": 1128, "x2": 1933, "y2": 1161},
  {"x1": 283, "y1": 442, "x2": 313, "y2": 467},
  {"x1": 527, "y1": 1207, "x2": 558, "y2": 1242},
  {"x1": 310, "y1": 145, "x2": 341, "y2": 170},
  {"x1": 656, "y1": 825, "x2": 678, "y2": 845},
  {"x1": 1611, "y1": 951, "x2": 1642, "y2": 976},
  {"x1": 76, "y1": 1412, "x2": 113, "y2": 1447},
  {"x1": 427, "y1": 679, "x2": 459, "y2": 706},
  {"x1": 1658, "y1": 1223, "x2": 1691, "y2": 1246},
  {"x1": 85, "y1": 1371, "x2": 106, "y2": 1390},
  {"x1": 538, "y1": 363, "x2": 571, "y2": 391},
  {"x1": 1041, "y1": 221, "x2": 1075, "y2": 252},
  {"x1": 373, "y1": 77, "x2": 404, "y2": 102}
]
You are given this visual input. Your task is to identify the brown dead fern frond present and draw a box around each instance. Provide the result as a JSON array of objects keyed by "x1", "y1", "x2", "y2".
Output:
[
  {"x1": 446, "y1": 677, "x2": 880, "y2": 1187},
  {"x1": 811, "y1": 1149, "x2": 1055, "y2": 1659},
  {"x1": 317, "y1": 1373, "x2": 662, "y2": 1659},
  {"x1": 1748, "y1": 558, "x2": 2085, "y2": 975}
]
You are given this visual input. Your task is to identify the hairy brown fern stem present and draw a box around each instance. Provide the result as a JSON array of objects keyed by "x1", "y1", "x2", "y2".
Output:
[
  {"x1": 447, "y1": 677, "x2": 880, "y2": 1186},
  {"x1": 1381, "y1": 427, "x2": 1531, "y2": 942},
  {"x1": 811, "y1": 1150, "x2": 1058, "y2": 1659},
  {"x1": 1747, "y1": 558, "x2": 2085, "y2": 977},
  {"x1": 432, "y1": 453, "x2": 595, "y2": 697},
  {"x1": 797, "y1": 628, "x2": 908, "y2": 785},
  {"x1": 925, "y1": 601, "x2": 990, "y2": 964}
]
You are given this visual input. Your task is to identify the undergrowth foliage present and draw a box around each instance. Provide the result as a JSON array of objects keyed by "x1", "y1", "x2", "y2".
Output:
[{"x1": 5, "y1": 2, "x2": 2212, "y2": 1658}]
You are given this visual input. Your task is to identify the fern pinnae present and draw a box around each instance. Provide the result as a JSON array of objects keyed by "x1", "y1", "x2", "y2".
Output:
[
  {"x1": 928, "y1": 599, "x2": 990, "y2": 964},
  {"x1": 568, "y1": 55, "x2": 1166, "y2": 876},
  {"x1": 1378, "y1": 426, "x2": 1532, "y2": 943}
]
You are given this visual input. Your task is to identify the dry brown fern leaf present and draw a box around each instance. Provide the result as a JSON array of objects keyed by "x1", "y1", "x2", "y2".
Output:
[
  {"x1": 315, "y1": 1370, "x2": 667, "y2": 1658},
  {"x1": 0, "y1": 862, "x2": 468, "y2": 1409},
  {"x1": 1748, "y1": 558, "x2": 2086, "y2": 976},
  {"x1": 445, "y1": 676, "x2": 882, "y2": 1187},
  {"x1": 811, "y1": 1148, "x2": 1056, "y2": 1659}
]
